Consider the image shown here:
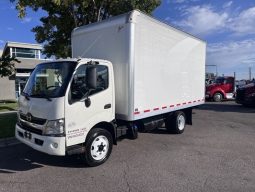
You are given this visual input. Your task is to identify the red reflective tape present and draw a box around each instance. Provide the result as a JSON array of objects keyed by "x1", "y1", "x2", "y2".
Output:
[
  {"x1": 183, "y1": 102, "x2": 186, "y2": 105},
  {"x1": 188, "y1": 101, "x2": 192, "y2": 104},
  {"x1": 177, "y1": 104, "x2": 181, "y2": 106},
  {"x1": 170, "y1": 105, "x2": 175, "y2": 107},
  {"x1": 197, "y1": 100, "x2": 201, "y2": 102},
  {"x1": 193, "y1": 101, "x2": 197, "y2": 103},
  {"x1": 134, "y1": 112, "x2": 140, "y2": 115},
  {"x1": 153, "y1": 108, "x2": 159, "y2": 111},
  {"x1": 144, "y1": 109, "x2": 150, "y2": 113},
  {"x1": 162, "y1": 106, "x2": 167, "y2": 109}
]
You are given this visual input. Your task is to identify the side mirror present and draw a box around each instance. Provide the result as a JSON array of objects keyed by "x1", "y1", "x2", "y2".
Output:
[{"x1": 86, "y1": 66, "x2": 97, "y2": 90}]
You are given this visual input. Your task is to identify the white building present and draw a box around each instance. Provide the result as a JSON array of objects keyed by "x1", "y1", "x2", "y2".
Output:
[{"x1": 0, "y1": 42, "x2": 49, "y2": 100}]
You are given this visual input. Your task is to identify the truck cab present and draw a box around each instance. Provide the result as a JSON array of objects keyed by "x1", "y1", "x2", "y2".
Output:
[
  {"x1": 16, "y1": 58, "x2": 116, "y2": 166},
  {"x1": 205, "y1": 76, "x2": 235, "y2": 102}
]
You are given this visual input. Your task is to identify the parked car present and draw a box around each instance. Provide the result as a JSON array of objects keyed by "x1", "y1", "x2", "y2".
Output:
[{"x1": 236, "y1": 80, "x2": 255, "y2": 106}]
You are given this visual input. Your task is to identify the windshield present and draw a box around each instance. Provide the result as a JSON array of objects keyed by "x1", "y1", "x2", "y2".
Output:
[
  {"x1": 22, "y1": 61, "x2": 77, "y2": 98},
  {"x1": 215, "y1": 77, "x2": 225, "y2": 84}
]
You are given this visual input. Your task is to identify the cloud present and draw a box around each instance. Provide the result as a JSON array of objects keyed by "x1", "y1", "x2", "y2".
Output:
[
  {"x1": 229, "y1": 7, "x2": 255, "y2": 35},
  {"x1": 21, "y1": 17, "x2": 32, "y2": 23},
  {"x1": 165, "y1": 16, "x2": 171, "y2": 21},
  {"x1": 172, "y1": 4, "x2": 255, "y2": 37},
  {"x1": 171, "y1": 0, "x2": 200, "y2": 3},
  {"x1": 173, "y1": 0, "x2": 187, "y2": 3},
  {"x1": 207, "y1": 39, "x2": 255, "y2": 77},
  {"x1": 174, "y1": 5, "x2": 228, "y2": 36},
  {"x1": 223, "y1": 1, "x2": 233, "y2": 9}
]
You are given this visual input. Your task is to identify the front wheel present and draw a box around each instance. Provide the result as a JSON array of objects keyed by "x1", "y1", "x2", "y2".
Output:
[
  {"x1": 165, "y1": 111, "x2": 186, "y2": 134},
  {"x1": 213, "y1": 93, "x2": 223, "y2": 102},
  {"x1": 84, "y1": 128, "x2": 113, "y2": 167}
]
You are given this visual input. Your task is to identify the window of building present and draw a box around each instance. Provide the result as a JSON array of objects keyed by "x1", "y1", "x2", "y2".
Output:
[{"x1": 11, "y1": 47, "x2": 40, "y2": 59}]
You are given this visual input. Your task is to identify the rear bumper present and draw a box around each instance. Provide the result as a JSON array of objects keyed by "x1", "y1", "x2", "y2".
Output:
[{"x1": 15, "y1": 124, "x2": 66, "y2": 156}]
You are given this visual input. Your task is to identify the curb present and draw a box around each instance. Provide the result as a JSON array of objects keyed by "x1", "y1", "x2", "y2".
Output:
[
  {"x1": 0, "y1": 111, "x2": 17, "y2": 115},
  {"x1": 0, "y1": 137, "x2": 20, "y2": 148}
]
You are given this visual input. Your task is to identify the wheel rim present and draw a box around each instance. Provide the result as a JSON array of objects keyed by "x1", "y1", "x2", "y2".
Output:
[
  {"x1": 90, "y1": 135, "x2": 109, "y2": 161},
  {"x1": 214, "y1": 94, "x2": 221, "y2": 101},
  {"x1": 177, "y1": 114, "x2": 185, "y2": 131}
]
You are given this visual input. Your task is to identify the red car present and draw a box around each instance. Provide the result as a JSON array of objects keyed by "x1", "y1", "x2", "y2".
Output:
[{"x1": 236, "y1": 81, "x2": 255, "y2": 106}]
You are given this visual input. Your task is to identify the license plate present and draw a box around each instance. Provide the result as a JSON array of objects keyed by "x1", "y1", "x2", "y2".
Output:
[{"x1": 24, "y1": 131, "x2": 32, "y2": 140}]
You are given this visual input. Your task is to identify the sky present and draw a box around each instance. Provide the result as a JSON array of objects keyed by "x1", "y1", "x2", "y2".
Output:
[{"x1": 1, "y1": 0, "x2": 255, "y2": 80}]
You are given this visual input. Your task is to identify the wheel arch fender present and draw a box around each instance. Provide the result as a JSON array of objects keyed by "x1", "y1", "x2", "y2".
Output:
[
  {"x1": 213, "y1": 89, "x2": 226, "y2": 98},
  {"x1": 183, "y1": 108, "x2": 192, "y2": 125},
  {"x1": 88, "y1": 121, "x2": 117, "y2": 145}
]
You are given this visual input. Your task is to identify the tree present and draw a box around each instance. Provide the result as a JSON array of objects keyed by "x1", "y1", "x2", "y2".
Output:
[
  {"x1": 11, "y1": 0, "x2": 161, "y2": 58},
  {"x1": 0, "y1": 56, "x2": 20, "y2": 77}
]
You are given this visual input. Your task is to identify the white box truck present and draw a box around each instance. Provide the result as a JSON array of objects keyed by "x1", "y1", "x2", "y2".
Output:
[{"x1": 16, "y1": 10, "x2": 206, "y2": 166}]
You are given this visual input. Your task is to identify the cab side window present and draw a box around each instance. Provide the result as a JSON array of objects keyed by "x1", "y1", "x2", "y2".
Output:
[
  {"x1": 93, "y1": 65, "x2": 108, "y2": 94},
  {"x1": 69, "y1": 64, "x2": 109, "y2": 103}
]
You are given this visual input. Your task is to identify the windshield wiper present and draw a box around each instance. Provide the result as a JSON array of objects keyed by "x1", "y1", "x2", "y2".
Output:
[
  {"x1": 22, "y1": 92, "x2": 30, "y2": 101},
  {"x1": 41, "y1": 92, "x2": 52, "y2": 101},
  {"x1": 30, "y1": 92, "x2": 52, "y2": 102}
]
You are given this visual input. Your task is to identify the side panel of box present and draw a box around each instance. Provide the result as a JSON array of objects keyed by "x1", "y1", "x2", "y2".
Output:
[{"x1": 132, "y1": 14, "x2": 206, "y2": 120}]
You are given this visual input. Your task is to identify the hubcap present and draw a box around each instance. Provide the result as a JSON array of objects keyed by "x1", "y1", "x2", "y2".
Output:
[
  {"x1": 215, "y1": 94, "x2": 221, "y2": 101},
  {"x1": 91, "y1": 135, "x2": 109, "y2": 161},
  {"x1": 177, "y1": 115, "x2": 185, "y2": 131}
]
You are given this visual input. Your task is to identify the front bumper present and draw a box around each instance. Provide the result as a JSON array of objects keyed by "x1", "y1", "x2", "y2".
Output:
[
  {"x1": 236, "y1": 96, "x2": 255, "y2": 106},
  {"x1": 15, "y1": 124, "x2": 66, "y2": 156}
]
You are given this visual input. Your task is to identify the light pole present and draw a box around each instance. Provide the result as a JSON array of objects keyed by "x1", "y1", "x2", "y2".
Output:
[{"x1": 206, "y1": 64, "x2": 218, "y2": 77}]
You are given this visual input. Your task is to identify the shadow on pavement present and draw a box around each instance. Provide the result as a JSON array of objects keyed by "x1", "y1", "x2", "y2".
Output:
[
  {"x1": 196, "y1": 102, "x2": 255, "y2": 113},
  {"x1": 0, "y1": 144, "x2": 87, "y2": 173}
]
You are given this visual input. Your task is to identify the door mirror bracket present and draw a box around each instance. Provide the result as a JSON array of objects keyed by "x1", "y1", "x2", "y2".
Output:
[{"x1": 85, "y1": 97, "x2": 91, "y2": 107}]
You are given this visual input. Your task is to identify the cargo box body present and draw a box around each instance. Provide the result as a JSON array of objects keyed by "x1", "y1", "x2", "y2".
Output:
[{"x1": 72, "y1": 10, "x2": 206, "y2": 121}]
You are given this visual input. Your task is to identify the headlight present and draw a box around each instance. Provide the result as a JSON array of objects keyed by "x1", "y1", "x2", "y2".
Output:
[{"x1": 44, "y1": 118, "x2": 65, "y2": 136}]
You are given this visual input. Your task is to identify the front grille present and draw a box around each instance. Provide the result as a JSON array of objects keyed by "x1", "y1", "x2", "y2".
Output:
[
  {"x1": 20, "y1": 113, "x2": 46, "y2": 125},
  {"x1": 19, "y1": 121, "x2": 43, "y2": 135}
]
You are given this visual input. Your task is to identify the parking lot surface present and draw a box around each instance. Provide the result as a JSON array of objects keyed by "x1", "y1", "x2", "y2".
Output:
[{"x1": 0, "y1": 101, "x2": 255, "y2": 192}]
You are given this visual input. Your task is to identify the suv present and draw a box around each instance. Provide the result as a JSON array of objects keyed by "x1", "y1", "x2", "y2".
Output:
[{"x1": 236, "y1": 80, "x2": 255, "y2": 106}]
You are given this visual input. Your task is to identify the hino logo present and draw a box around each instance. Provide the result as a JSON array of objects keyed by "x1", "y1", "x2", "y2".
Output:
[{"x1": 26, "y1": 113, "x2": 32, "y2": 122}]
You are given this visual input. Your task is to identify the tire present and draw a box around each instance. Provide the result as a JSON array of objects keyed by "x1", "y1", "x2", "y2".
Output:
[
  {"x1": 165, "y1": 111, "x2": 186, "y2": 134},
  {"x1": 84, "y1": 128, "x2": 113, "y2": 167},
  {"x1": 213, "y1": 92, "x2": 223, "y2": 102},
  {"x1": 127, "y1": 124, "x2": 138, "y2": 140}
]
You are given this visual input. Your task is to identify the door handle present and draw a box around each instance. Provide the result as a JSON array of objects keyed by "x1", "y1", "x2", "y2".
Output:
[{"x1": 104, "y1": 104, "x2": 111, "y2": 109}]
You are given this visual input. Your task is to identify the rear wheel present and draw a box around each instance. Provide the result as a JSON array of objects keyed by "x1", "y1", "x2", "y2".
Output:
[
  {"x1": 84, "y1": 128, "x2": 113, "y2": 167},
  {"x1": 165, "y1": 111, "x2": 186, "y2": 134},
  {"x1": 213, "y1": 92, "x2": 223, "y2": 102}
]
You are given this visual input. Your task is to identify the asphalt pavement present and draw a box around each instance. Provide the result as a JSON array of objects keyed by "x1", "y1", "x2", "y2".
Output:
[{"x1": 0, "y1": 101, "x2": 255, "y2": 192}]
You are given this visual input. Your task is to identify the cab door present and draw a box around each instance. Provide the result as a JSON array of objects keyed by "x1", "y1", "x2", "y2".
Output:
[
  {"x1": 223, "y1": 77, "x2": 235, "y2": 93},
  {"x1": 65, "y1": 63, "x2": 113, "y2": 146}
]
